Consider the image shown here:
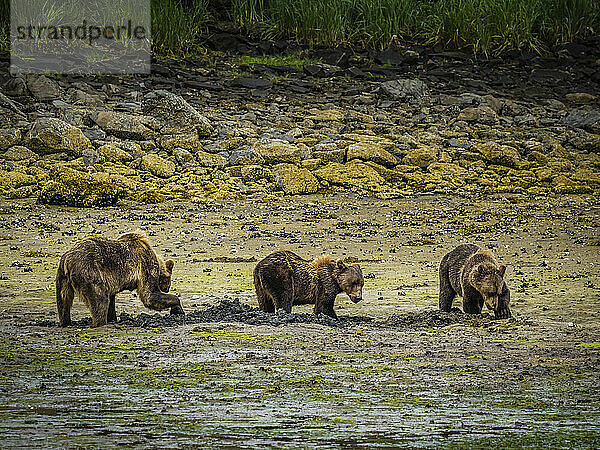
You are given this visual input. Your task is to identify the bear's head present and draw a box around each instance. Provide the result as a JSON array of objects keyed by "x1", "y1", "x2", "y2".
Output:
[
  {"x1": 335, "y1": 260, "x2": 364, "y2": 303},
  {"x1": 470, "y1": 263, "x2": 506, "y2": 311},
  {"x1": 159, "y1": 259, "x2": 174, "y2": 292}
]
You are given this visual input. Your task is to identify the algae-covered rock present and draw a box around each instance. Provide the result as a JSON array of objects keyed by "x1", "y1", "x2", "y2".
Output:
[
  {"x1": 0, "y1": 128, "x2": 22, "y2": 150},
  {"x1": 254, "y1": 140, "x2": 301, "y2": 164},
  {"x1": 474, "y1": 142, "x2": 523, "y2": 168},
  {"x1": 457, "y1": 105, "x2": 499, "y2": 125},
  {"x1": 228, "y1": 147, "x2": 264, "y2": 166},
  {"x1": 563, "y1": 108, "x2": 600, "y2": 133},
  {"x1": 241, "y1": 165, "x2": 273, "y2": 183},
  {"x1": 37, "y1": 166, "x2": 134, "y2": 207},
  {"x1": 97, "y1": 143, "x2": 133, "y2": 163},
  {"x1": 140, "y1": 154, "x2": 176, "y2": 178},
  {"x1": 1, "y1": 146, "x2": 37, "y2": 161},
  {"x1": 158, "y1": 133, "x2": 201, "y2": 152},
  {"x1": 274, "y1": 163, "x2": 318, "y2": 195},
  {"x1": 552, "y1": 174, "x2": 593, "y2": 194},
  {"x1": 379, "y1": 79, "x2": 428, "y2": 103},
  {"x1": 196, "y1": 150, "x2": 227, "y2": 168},
  {"x1": 313, "y1": 161, "x2": 385, "y2": 191},
  {"x1": 92, "y1": 111, "x2": 157, "y2": 140},
  {"x1": 0, "y1": 169, "x2": 36, "y2": 190},
  {"x1": 347, "y1": 142, "x2": 397, "y2": 168},
  {"x1": 403, "y1": 145, "x2": 438, "y2": 168},
  {"x1": 25, "y1": 118, "x2": 92, "y2": 155},
  {"x1": 142, "y1": 90, "x2": 213, "y2": 136}
]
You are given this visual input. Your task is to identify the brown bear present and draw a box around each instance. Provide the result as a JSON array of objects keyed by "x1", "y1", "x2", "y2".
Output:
[
  {"x1": 253, "y1": 250, "x2": 364, "y2": 319},
  {"x1": 439, "y1": 244, "x2": 511, "y2": 319},
  {"x1": 56, "y1": 232, "x2": 183, "y2": 327}
]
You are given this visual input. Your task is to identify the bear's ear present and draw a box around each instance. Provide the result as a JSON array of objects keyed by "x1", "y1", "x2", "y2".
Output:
[
  {"x1": 498, "y1": 265, "x2": 506, "y2": 277},
  {"x1": 165, "y1": 260, "x2": 174, "y2": 273},
  {"x1": 336, "y1": 259, "x2": 347, "y2": 270},
  {"x1": 352, "y1": 263, "x2": 361, "y2": 270}
]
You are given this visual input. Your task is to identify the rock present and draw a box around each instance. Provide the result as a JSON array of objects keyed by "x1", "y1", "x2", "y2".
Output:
[
  {"x1": 92, "y1": 111, "x2": 157, "y2": 140},
  {"x1": 0, "y1": 170, "x2": 36, "y2": 190},
  {"x1": 565, "y1": 93, "x2": 596, "y2": 105},
  {"x1": 552, "y1": 174, "x2": 592, "y2": 194},
  {"x1": 241, "y1": 165, "x2": 273, "y2": 183},
  {"x1": 140, "y1": 154, "x2": 176, "y2": 178},
  {"x1": 527, "y1": 151, "x2": 549, "y2": 165},
  {"x1": 195, "y1": 150, "x2": 227, "y2": 168},
  {"x1": 563, "y1": 108, "x2": 600, "y2": 133},
  {"x1": 274, "y1": 164, "x2": 319, "y2": 195},
  {"x1": 37, "y1": 166, "x2": 135, "y2": 207},
  {"x1": 142, "y1": 90, "x2": 212, "y2": 136},
  {"x1": 313, "y1": 160, "x2": 386, "y2": 191},
  {"x1": 457, "y1": 105, "x2": 499, "y2": 125},
  {"x1": 0, "y1": 128, "x2": 22, "y2": 150},
  {"x1": 474, "y1": 142, "x2": 523, "y2": 168},
  {"x1": 26, "y1": 75, "x2": 62, "y2": 101},
  {"x1": 379, "y1": 79, "x2": 428, "y2": 103},
  {"x1": 25, "y1": 118, "x2": 92, "y2": 155},
  {"x1": 1, "y1": 145, "x2": 37, "y2": 161},
  {"x1": 231, "y1": 77, "x2": 273, "y2": 90},
  {"x1": 173, "y1": 147, "x2": 194, "y2": 166},
  {"x1": 228, "y1": 147, "x2": 264, "y2": 166},
  {"x1": 313, "y1": 143, "x2": 345, "y2": 164},
  {"x1": 254, "y1": 140, "x2": 301, "y2": 164},
  {"x1": 402, "y1": 145, "x2": 438, "y2": 168},
  {"x1": 427, "y1": 162, "x2": 468, "y2": 179},
  {"x1": 303, "y1": 64, "x2": 342, "y2": 77},
  {"x1": 308, "y1": 109, "x2": 345, "y2": 121},
  {"x1": 347, "y1": 142, "x2": 397, "y2": 167},
  {"x1": 97, "y1": 143, "x2": 133, "y2": 163},
  {"x1": 158, "y1": 133, "x2": 201, "y2": 152}
]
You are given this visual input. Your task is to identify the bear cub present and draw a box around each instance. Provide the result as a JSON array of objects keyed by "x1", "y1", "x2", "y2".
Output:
[
  {"x1": 254, "y1": 250, "x2": 364, "y2": 319},
  {"x1": 56, "y1": 232, "x2": 183, "y2": 327},
  {"x1": 439, "y1": 243, "x2": 511, "y2": 319}
]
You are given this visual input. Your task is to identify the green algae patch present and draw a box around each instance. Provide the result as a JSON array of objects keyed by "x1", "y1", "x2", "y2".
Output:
[
  {"x1": 491, "y1": 338, "x2": 537, "y2": 343},
  {"x1": 577, "y1": 342, "x2": 600, "y2": 349},
  {"x1": 191, "y1": 329, "x2": 292, "y2": 346}
]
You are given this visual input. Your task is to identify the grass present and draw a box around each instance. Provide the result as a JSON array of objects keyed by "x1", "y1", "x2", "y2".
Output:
[
  {"x1": 231, "y1": 0, "x2": 600, "y2": 54},
  {"x1": 1, "y1": 0, "x2": 598, "y2": 56}
]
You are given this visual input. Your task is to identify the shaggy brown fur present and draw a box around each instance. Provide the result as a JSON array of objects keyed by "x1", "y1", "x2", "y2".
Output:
[
  {"x1": 439, "y1": 244, "x2": 511, "y2": 319},
  {"x1": 56, "y1": 232, "x2": 182, "y2": 327},
  {"x1": 254, "y1": 250, "x2": 364, "y2": 319}
]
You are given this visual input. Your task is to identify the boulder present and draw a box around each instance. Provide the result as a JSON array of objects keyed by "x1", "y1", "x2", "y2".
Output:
[
  {"x1": 347, "y1": 141, "x2": 397, "y2": 167},
  {"x1": 142, "y1": 90, "x2": 212, "y2": 136},
  {"x1": 0, "y1": 170, "x2": 36, "y2": 190},
  {"x1": 254, "y1": 140, "x2": 301, "y2": 164},
  {"x1": 474, "y1": 142, "x2": 523, "y2": 168},
  {"x1": 196, "y1": 150, "x2": 227, "y2": 168},
  {"x1": 402, "y1": 145, "x2": 438, "y2": 168},
  {"x1": 379, "y1": 79, "x2": 428, "y2": 103},
  {"x1": 313, "y1": 160, "x2": 385, "y2": 191},
  {"x1": 158, "y1": 133, "x2": 201, "y2": 152},
  {"x1": 274, "y1": 164, "x2": 319, "y2": 195},
  {"x1": 241, "y1": 165, "x2": 273, "y2": 183},
  {"x1": 97, "y1": 143, "x2": 133, "y2": 163},
  {"x1": 457, "y1": 105, "x2": 499, "y2": 125},
  {"x1": 25, "y1": 118, "x2": 92, "y2": 155},
  {"x1": 0, "y1": 128, "x2": 22, "y2": 150},
  {"x1": 37, "y1": 166, "x2": 135, "y2": 207},
  {"x1": 563, "y1": 108, "x2": 600, "y2": 133},
  {"x1": 1, "y1": 146, "x2": 37, "y2": 161},
  {"x1": 26, "y1": 75, "x2": 62, "y2": 101},
  {"x1": 228, "y1": 147, "x2": 264, "y2": 166},
  {"x1": 140, "y1": 154, "x2": 176, "y2": 178},
  {"x1": 92, "y1": 111, "x2": 157, "y2": 140}
]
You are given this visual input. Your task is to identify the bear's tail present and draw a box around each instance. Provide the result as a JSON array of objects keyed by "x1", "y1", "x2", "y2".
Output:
[{"x1": 56, "y1": 257, "x2": 74, "y2": 327}]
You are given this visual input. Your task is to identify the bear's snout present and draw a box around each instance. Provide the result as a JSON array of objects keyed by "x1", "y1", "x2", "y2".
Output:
[{"x1": 350, "y1": 295, "x2": 362, "y2": 303}]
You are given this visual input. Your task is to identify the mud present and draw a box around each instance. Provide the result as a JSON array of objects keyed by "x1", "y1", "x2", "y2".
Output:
[{"x1": 0, "y1": 193, "x2": 599, "y2": 447}]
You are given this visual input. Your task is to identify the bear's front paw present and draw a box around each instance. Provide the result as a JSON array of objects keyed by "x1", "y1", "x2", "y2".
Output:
[
  {"x1": 170, "y1": 305, "x2": 185, "y2": 315},
  {"x1": 494, "y1": 307, "x2": 511, "y2": 319}
]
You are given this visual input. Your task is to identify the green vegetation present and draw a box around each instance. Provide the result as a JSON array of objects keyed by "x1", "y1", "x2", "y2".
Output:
[
  {"x1": 237, "y1": 53, "x2": 319, "y2": 68},
  {"x1": 232, "y1": 0, "x2": 600, "y2": 54},
  {"x1": 151, "y1": 0, "x2": 210, "y2": 56}
]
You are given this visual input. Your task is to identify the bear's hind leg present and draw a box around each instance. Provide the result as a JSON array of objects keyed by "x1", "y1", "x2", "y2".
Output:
[
  {"x1": 438, "y1": 267, "x2": 456, "y2": 312},
  {"x1": 56, "y1": 276, "x2": 74, "y2": 327}
]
